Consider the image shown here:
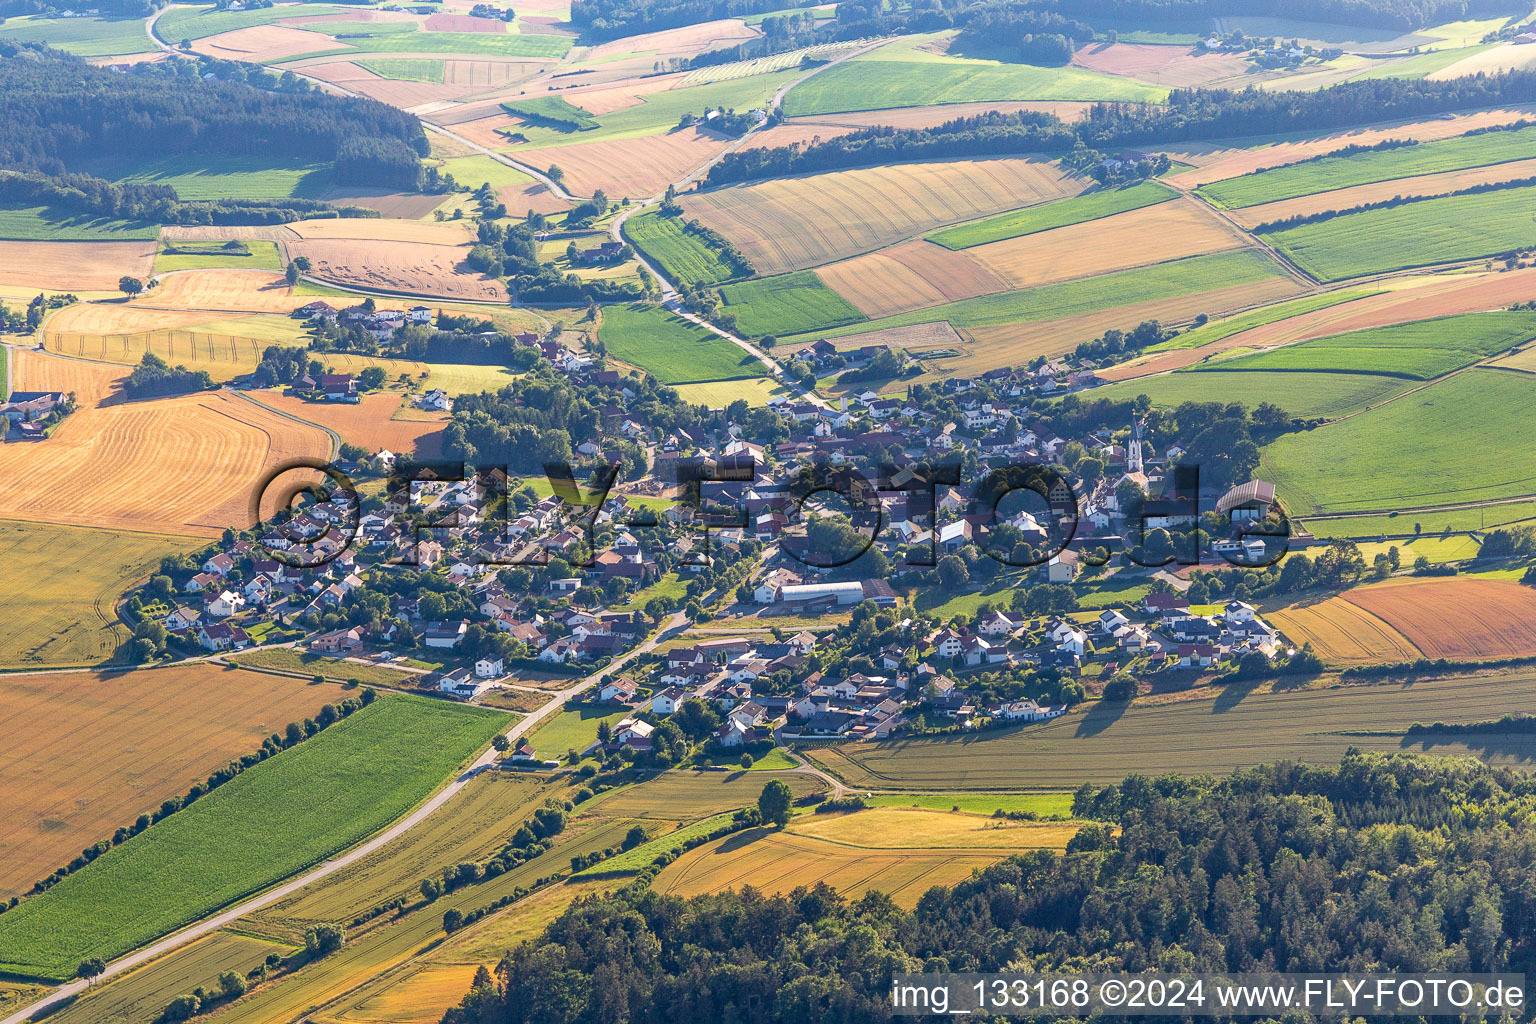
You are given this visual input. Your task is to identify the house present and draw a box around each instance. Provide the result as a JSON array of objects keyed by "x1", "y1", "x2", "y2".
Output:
[
  {"x1": 613, "y1": 717, "x2": 654, "y2": 750},
  {"x1": 164, "y1": 606, "x2": 201, "y2": 630},
  {"x1": 1142, "y1": 593, "x2": 1191, "y2": 616},
  {"x1": 418, "y1": 388, "x2": 452, "y2": 412},
  {"x1": 996, "y1": 699, "x2": 1065, "y2": 722},
  {"x1": 508, "y1": 740, "x2": 538, "y2": 762},
  {"x1": 650, "y1": 686, "x2": 687, "y2": 715},
  {"x1": 321, "y1": 374, "x2": 357, "y2": 401},
  {"x1": 1177, "y1": 643, "x2": 1219, "y2": 668},
  {"x1": 207, "y1": 590, "x2": 245, "y2": 618},
  {"x1": 1216, "y1": 480, "x2": 1277, "y2": 522},
  {"x1": 423, "y1": 620, "x2": 468, "y2": 649},
  {"x1": 600, "y1": 677, "x2": 639, "y2": 703},
  {"x1": 438, "y1": 668, "x2": 487, "y2": 698},
  {"x1": 475, "y1": 657, "x2": 505, "y2": 679},
  {"x1": 197, "y1": 622, "x2": 250, "y2": 652},
  {"x1": 311, "y1": 626, "x2": 367, "y2": 654},
  {"x1": 1223, "y1": 601, "x2": 1258, "y2": 624},
  {"x1": 408, "y1": 305, "x2": 433, "y2": 324}
]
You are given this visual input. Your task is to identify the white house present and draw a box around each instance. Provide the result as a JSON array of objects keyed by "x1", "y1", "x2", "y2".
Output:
[
  {"x1": 475, "y1": 657, "x2": 505, "y2": 679},
  {"x1": 208, "y1": 590, "x2": 245, "y2": 618}
]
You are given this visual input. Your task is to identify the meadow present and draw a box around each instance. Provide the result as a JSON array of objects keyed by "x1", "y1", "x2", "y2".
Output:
[
  {"x1": 1141, "y1": 289, "x2": 1380, "y2": 352},
  {"x1": 670, "y1": 377, "x2": 787, "y2": 407},
  {"x1": 156, "y1": 3, "x2": 354, "y2": 42},
  {"x1": 91, "y1": 154, "x2": 331, "y2": 201},
  {"x1": 227, "y1": 647, "x2": 424, "y2": 688},
  {"x1": 927, "y1": 181, "x2": 1177, "y2": 249},
  {"x1": 0, "y1": 664, "x2": 345, "y2": 902},
  {"x1": 0, "y1": 520, "x2": 192, "y2": 671},
  {"x1": 527, "y1": 704, "x2": 632, "y2": 758},
  {"x1": 153, "y1": 239, "x2": 284, "y2": 274},
  {"x1": 0, "y1": 695, "x2": 508, "y2": 981},
  {"x1": 355, "y1": 57, "x2": 446, "y2": 82},
  {"x1": 1259, "y1": 368, "x2": 1536, "y2": 514},
  {"x1": 501, "y1": 95, "x2": 600, "y2": 130},
  {"x1": 0, "y1": 14, "x2": 155, "y2": 55},
  {"x1": 586, "y1": 769, "x2": 825, "y2": 819},
  {"x1": 277, "y1": 30, "x2": 572, "y2": 61},
  {"x1": 0, "y1": 203, "x2": 159, "y2": 241},
  {"x1": 1199, "y1": 124, "x2": 1536, "y2": 209},
  {"x1": 719, "y1": 270, "x2": 867, "y2": 338},
  {"x1": 1302, "y1": 499, "x2": 1536, "y2": 538},
  {"x1": 1199, "y1": 310, "x2": 1536, "y2": 379},
  {"x1": 865, "y1": 792, "x2": 1074, "y2": 816},
  {"x1": 623, "y1": 210, "x2": 744, "y2": 288},
  {"x1": 1260, "y1": 184, "x2": 1536, "y2": 281},
  {"x1": 806, "y1": 669, "x2": 1536, "y2": 789},
  {"x1": 598, "y1": 303, "x2": 767, "y2": 383}
]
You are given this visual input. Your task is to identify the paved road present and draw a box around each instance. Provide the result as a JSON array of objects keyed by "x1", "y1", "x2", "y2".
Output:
[{"x1": 1, "y1": 611, "x2": 688, "y2": 1024}]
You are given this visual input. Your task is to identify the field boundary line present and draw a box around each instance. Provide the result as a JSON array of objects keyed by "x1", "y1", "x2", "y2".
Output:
[{"x1": 232, "y1": 389, "x2": 342, "y2": 460}]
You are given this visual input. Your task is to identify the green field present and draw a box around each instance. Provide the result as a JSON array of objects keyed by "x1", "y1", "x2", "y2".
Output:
[
  {"x1": 624, "y1": 211, "x2": 743, "y2": 288},
  {"x1": 437, "y1": 154, "x2": 536, "y2": 191},
  {"x1": 154, "y1": 239, "x2": 284, "y2": 274},
  {"x1": 1261, "y1": 184, "x2": 1536, "y2": 281},
  {"x1": 355, "y1": 57, "x2": 446, "y2": 83},
  {"x1": 783, "y1": 38, "x2": 1168, "y2": 116},
  {"x1": 719, "y1": 270, "x2": 867, "y2": 337},
  {"x1": 805, "y1": 669, "x2": 1536, "y2": 789},
  {"x1": 927, "y1": 181, "x2": 1177, "y2": 249},
  {"x1": 0, "y1": 203, "x2": 158, "y2": 241},
  {"x1": 0, "y1": 14, "x2": 154, "y2": 55},
  {"x1": 1200, "y1": 124, "x2": 1536, "y2": 209},
  {"x1": 1302, "y1": 498, "x2": 1536, "y2": 538},
  {"x1": 1142, "y1": 289, "x2": 1380, "y2": 352},
  {"x1": 271, "y1": 29, "x2": 572, "y2": 62},
  {"x1": 501, "y1": 95, "x2": 600, "y2": 130},
  {"x1": 87, "y1": 155, "x2": 330, "y2": 202},
  {"x1": 1198, "y1": 311, "x2": 1536, "y2": 380},
  {"x1": 155, "y1": 3, "x2": 353, "y2": 41},
  {"x1": 528, "y1": 703, "x2": 632, "y2": 758},
  {"x1": 1355, "y1": 43, "x2": 1495, "y2": 80},
  {"x1": 1088, "y1": 370, "x2": 1413, "y2": 419},
  {"x1": 599, "y1": 302, "x2": 768, "y2": 383},
  {"x1": 0, "y1": 696, "x2": 508, "y2": 981},
  {"x1": 791, "y1": 249, "x2": 1288, "y2": 342},
  {"x1": 1261, "y1": 368, "x2": 1536, "y2": 514},
  {"x1": 574, "y1": 812, "x2": 728, "y2": 876}
]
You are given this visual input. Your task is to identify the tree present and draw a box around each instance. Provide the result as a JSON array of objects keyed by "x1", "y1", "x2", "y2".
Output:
[
  {"x1": 78, "y1": 957, "x2": 106, "y2": 984},
  {"x1": 420, "y1": 877, "x2": 443, "y2": 901},
  {"x1": 936, "y1": 554, "x2": 970, "y2": 591},
  {"x1": 304, "y1": 924, "x2": 344, "y2": 956},
  {"x1": 118, "y1": 276, "x2": 144, "y2": 297},
  {"x1": 622, "y1": 825, "x2": 647, "y2": 849},
  {"x1": 443, "y1": 908, "x2": 465, "y2": 933},
  {"x1": 285, "y1": 261, "x2": 301, "y2": 285},
  {"x1": 547, "y1": 164, "x2": 565, "y2": 185},
  {"x1": 757, "y1": 779, "x2": 792, "y2": 827},
  {"x1": 358, "y1": 366, "x2": 387, "y2": 391},
  {"x1": 219, "y1": 970, "x2": 248, "y2": 999},
  {"x1": 492, "y1": 734, "x2": 511, "y2": 752},
  {"x1": 739, "y1": 752, "x2": 755, "y2": 769}
]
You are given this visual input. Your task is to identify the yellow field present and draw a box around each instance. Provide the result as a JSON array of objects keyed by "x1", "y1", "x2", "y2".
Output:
[
  {"x1": 288, "y1": 238, "x2": 509, "y2": 301},
  {"x1": 680, "y1": 157, "x2": 1083, "y2": 275},
  {"x1": 1267, "y1": 597, "x2": 1423, "y2": 665},
  {"x1": 785, "y1": 807, "x2": 1085, "y2": 850},
  {"x1": 0, "y1": 240, "x2": 156, "y2": 292},
  {"x1": 287, "y1": 218, "x2": 477, "y2": 244},
  {"x1": 0, "y1": 520, "x2": 193, "y2": 671},
  {"x1": 817, "y1": 239, "x2": 1009, "y2": 318},
  {"x1": 319, "y1": 964, "x2": 482, "y2": 1024},
  {"x1": 249, "y1": 391, "x2": 448, "y2": 458},
  {"x1": 10, "y1": 348, "x2": 128, "y2": 405},
  {"x1": 967, "y1": 197, "x2": 1252, "y2": 288},
  {"x1": 140, "y1": 269, "x2": 304, "y2": 313},
  {"x1": 0, "y1": 665, "x2": 346, "y2": 900},
  {"x1": 45, "y1": 311, "x2": 310, "y2": 377},
  {"x1": 670, "y1": 377, "x2": 788, "y2": 407}
]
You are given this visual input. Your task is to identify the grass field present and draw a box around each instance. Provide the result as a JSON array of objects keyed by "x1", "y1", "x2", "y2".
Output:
[
  {"x1": 1302, "y1": 499, "x2": 1536, "y2": 538},
  {"x1": 153, "y1": 239, "x2": 284, "y2": 274},
  {"x1": 1200, "y1": 124, "x2": 1536, "y2": 209},
  {"x1": 1194, "y1": 311, "x2": 1536, "y2": 380},
  {"x1": 0, "y1": 204, "x2": 159, "y2": 241},
  {"x1": 1261, "y1": 184, "x2": 1536, "y2": 281},
  {"x1": 587, "y1": 769, "x2": 825, "y2": 819},
  {"x1": 928, "y1": 181, "x2": 1177, "y2": 249},
  {"x1": 0, "y1": 520, "x2": 192, "y2": 670},
  {"x1": 1260, "y1": 368, "x2": 1536, "y2": 513},
  {"x1": 227, "y1": 647, "x2": 424, "y2": 688},
  {"x1": 156, "y1": 3, "x2": 353, "y2": 41},
  {"x1": 502, "y1": 95, "x2": 599, "y2": 130},
  {"x1": 355, "y1": 57, "x2": 446, "y2": 82},
  {"x1": 0, "y1": 695, "x2": 508, "y2": 981},
  {"x1": 278, "y1": 30, "x2": 572, "y2": 61},
  {"x1": 806, "y1": 669, "x2": 1536, "y2": 789},
  {"x1": 670, "y1": 377, "x2": 787, "y2": 407},
  {"x1": 527, "y1": 704, "x2": 631, "y2": 758},
  {"x1": 0, "y1": 14, "x2": 155, "y2": 55},
  {"x1": 0, "y1": 664, "x2": 347, "y2": 902},
  {"x1": 598, "y1": 302, "x2": 767, "y2": 383},
  {"x1": 89, "y1": 155, "x2": 331, "y2": 201},
  {"x1": 718, "y1": 270, "x2": 867, "y2": 338},
  {"x1": 1142, "y1": 289, "x2": 1381, "y2": 352},
  {"x1": 574, "y1": 813, "x2": 722, "y2": 876},
  {"x1": 624, "y1": 210, "x2": 743, "y2": 288}
]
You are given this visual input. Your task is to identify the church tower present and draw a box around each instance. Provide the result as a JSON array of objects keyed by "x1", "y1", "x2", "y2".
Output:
[{"x1": 1127, "y1": 418, "x2": 1144, "y2": 474}]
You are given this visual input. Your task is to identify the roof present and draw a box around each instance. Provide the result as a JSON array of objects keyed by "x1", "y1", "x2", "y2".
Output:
[{"x1": 1216, "y1": 480, "x2": 1276, "y2": 514}]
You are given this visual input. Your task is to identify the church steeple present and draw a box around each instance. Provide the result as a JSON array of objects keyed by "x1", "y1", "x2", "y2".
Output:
[{"x1": 1127, "y1": 418, "x2": 1144, "y2": 474}]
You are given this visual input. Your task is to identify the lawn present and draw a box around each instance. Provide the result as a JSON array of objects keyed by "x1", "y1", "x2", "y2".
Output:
[
  {"x1": 153, "y1": 239, "x2": 284, "y2": 274},
  {"x1": 1142, "y1": 289, "x2": 1380, "y2": 352},
  {"x1": 88, "y1": 155, "x2": 331, "y2": 201},
  {"x1": 790, "y1": 249, "x2": 1288, "y2": 342},
  {"x1": 438, "y1": 154, "x2": 536, "y2": 191},
  {"x1": 0, "y1": 14, "x2": 154, "y2": 55},
  {"x1": 573, "y1": 813, "x2": 725, "y2": 876},
  {"x1": 0, "y1": 203, "x2": 159, "y2": 241},
  {"x1": 355, "y1": 57, "x2": 446, "y2": 83},
  {"x1": 624, "y1": 210, "x2": 744, "y2": 288},
  {"x1": 670, "y1": 377, "x2": 787, "y2": 407},
  {"x1": 598, "y1": 302, "x2": 767, "y2": 383},
  {"x1": 1260, "y1": 184, "x2": 1536, "y2": 281},
  {"x1": 615, "y1": 571, "x2": 689, "y2": 610},
  {"x1": 719, "y1": 270, "x2": 867, "y2": 338},
  {"x1": 1260, "y1": 368, "x2": 1536, "y2": 514},
  {"x1": 529, "y1": 703, "x2": 631, "y2": 758},
  {"x1": 1200, "y1": 124, "x2": 1536, "y2": 209},
  {"x1": 0, "y1": 695, "x2": 508, "y2": 981},
  {"x1": 1087, "y1": 369, "x2": 1414, "y2": 419},
  {"x1": 927, "y1": 181, "x2": 1177, "y2": 249},
  {"x1": 228, "y1": 646, "x2": 423, "y2": 688},
  {"x1": 1198, "y1": 311, "x2": 1536, "y2": 379}
]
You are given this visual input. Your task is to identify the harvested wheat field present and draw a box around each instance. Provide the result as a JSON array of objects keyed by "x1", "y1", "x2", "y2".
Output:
[
  {"x1": 1268, "y1": 595, "x2": 1422, "y2": 665},
  {"x1": 809, "y1": 320, "x2": 966, "y2": 355},
  {"x1": 532, "y1": 126, "x2": 731, "y2": 198},
  {"x1": 192, "y1": 25, "x2": 340, "y2": 63},
  {"x1": 320, "y1": 188, "x2": 448, "y2": 219},
  {"x1": 0, "y1": 241, "x2": 155, "y2": 292},
  {"x1": 250, "y1": 391, "x2": 447, "y2": 458},
  {"x1": 10, "y1": 349, "x2": 127, "y2": 407},
  {"x1": 0, "y1": 390, "x2": 331, "y2": 536},
  {"x1": 447, "y1": 112, "x2": 525, "y2": 148},
  {"x1": 793, "y1": 101, "x2": 1101, "y2": 129},
  {"x1": 443, "y1": 60, "x2": 533, "y2": 89},
  {"x1": 137, "y1": 270, "x2": 300, "y2": 313},
  {"x1": 42, "y1": 302, "x2": 216, "y2": 340},
  {"x1": 284, "y1": 239, "x2": 508, "y2": 300},
  {"x1": 681, "y1": 157, "x2": 1082, "y2": 275},
  {"x1": 425, "y1": 11, "x2": 506, "y2": 31},
  {"x1": 1429, "y1": 42, "x2": 1536, "y2": 80},
  {"x1": 1166, "y1": 106, "x2": 1536, "y2": 189},
  {"x1": 0, "y1": 664, "x2": 345, "y2": 901},
  {"x1": 738, "y1": 121, "x2": 860, "y2": 150},
  {"x1": 159, "y1": 224, "x2": 299, "y2": 243},
  {"x1": 1072, "y1": 42, "x2": 1251, "y2": 86},
  {"x1": 1342, "y1": 578, "x2": 1536, "y2": 660},
  {"x1": 288, "y1": 218, "x2": 476, "y2": 244},
  {"x1": 583, "y1": 18, "x2": 757, "y2": 63},
  {"x1": 967, "y1": 197, "x2": 1253, "y2": 288},
  {"x1": 1228, "y1": 156, "x2": 1536, "y2": 229},
  {"x1": 351, "y1": 77, "x2": 469, "y2": 109},
  {"x1": 559, "y1": 75, "x2": 681, "y2": 115},
  {"x1": 817, "y1": 239, "x2": 1008, "y2": 317}
]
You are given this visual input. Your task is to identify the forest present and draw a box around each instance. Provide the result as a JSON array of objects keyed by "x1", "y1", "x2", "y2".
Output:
[
  {"x1": 444, "y1": 753, "x2": 1536, "y2": 1024},
  {"x1": 0, "y1": 170, "x2": 377, "y2": 225},
  {"x1": 0, "y1": 44, "x2": 426, "y2": 189}
]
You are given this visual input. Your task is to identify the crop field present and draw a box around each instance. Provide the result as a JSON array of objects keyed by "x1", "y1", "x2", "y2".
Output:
[
  {"x1": 624, "y1": 210, "x2": 744, "y2": 288},
  {"x1": 0, "y1": 388, "x2": 332, "y2": 537},
  {"x1": 0, "y1": 13, "x2": 155, "y2": 55},
  {"x1": 1071, "y1": 41, "x2": 1253, "y2": 86},
  {"x1": 287, "y1": 237, "x2": 509, "y2": 301},
  {"x1": 789, "y1": 807, "x2": 1083, "y2": 851},
  {"x1": 276, "y1": 30, "x2": 573, "y2": 61},
  {"x1": 0, "y1": 203, "x2": 158, "y2": 241},
  {"x1": 679, "y1": 157, "x2": 1082, "y2": 276},
  {"x1": 598, "y1": 302, "x2": 767, "y2": 382},
  {"x1": 355, "y1": 56, "x2": 446, "y2": 81},
  {"x1": 0, "y1": 695, "x2": 507, "y2": 981},
  {"x1": 537, "y1": 125, "x2": 740, "y2": 198},
  {"x1": 782, "y1": 41, "x2": 1167, "y2": 116},
  {"x1": 1200, "y1": 124, "x2": 1536, "y2": 209},
  {"x1": 1197, "y1": 311, "x2": 1536, "y2": 379},
  {"x1": 1138, "y1": 290, "x2": 1381, "y2": 354},
  {"x1": 316, "y1": 964, "x2": 483, "y2": 1024},
  {"x1": 191, "y1": 23, "x2": 344, "y2": 62},
  {"x1": 0, "y1": 240, "x2": 156, "y2": 291},
  {"x1": 153, "y1": 239, "x2": 284, "y2": 274},
  {"x1": 1340, "y1": 578, "x2": 1536, "y2": 659},
  {"x1": 1260, "y1": 368, "x2": 1536, "y2": 514},
  {"x1": 805, "y1": 669, "x2": 1536, "y2": 790},
  {"x1": 1088, "y1": 369, "x2": 1413, "y2": 419},
  {"x1": 928, "y1": 180, "x2": 1178, "y2": 249},
  {"x1": 1267, "y1": 596, "x2": 1424, "y2": 664},
  {"x1": 670, "y1": 377, "x2": 788, "y2": 406},
  {"x1": 8, "y1": 347, "x2": 127, "y2": 405},
  {"x1": 0, "y1": 520, "x2": 191, "y2": 672},
  {"x1": 140, "y1": 269, "x2": 302, "y2": 312},
  {"x1": 156, "y1": 3, "x2": 356, "y2": 42},
  {"x1": 45, "y1": 308, "x2": 309, "y2": 378},
  {"x1": 866, "y1": 792, "x2": 1075, "y2": 816},
  {"x1": 718, "y1": 271, "x2": 867, "y2": 337},
  {"x1": 816, "y1": 240, "x2": 1009, "y2": 318},
  {"x1": 250, "y1": 391, "x2": 448, "y2": 459},
  {"x1": 586, "y1": 769, "x2": 825, "y2": 819},
  {"x1": 965, "y1": 197, "x2": 1252, "y2": 290},
  {"x1": 1261, "y1": 185, "x2": 1536, "y2": 281},
  {"x1": 0, "y1": 664, "x2": 344, "y2": 902},
  {"x1": 95, "y1": 154, "x2": 330, "y2": 201},
  {"x1": 677, "y1": 40, "x2": 860, "y2": 86}
]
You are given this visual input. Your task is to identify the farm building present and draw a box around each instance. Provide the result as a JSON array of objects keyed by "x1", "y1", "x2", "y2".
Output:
[{"x1": 777, "y1": 581, "x2": 865, "y2": 606}]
